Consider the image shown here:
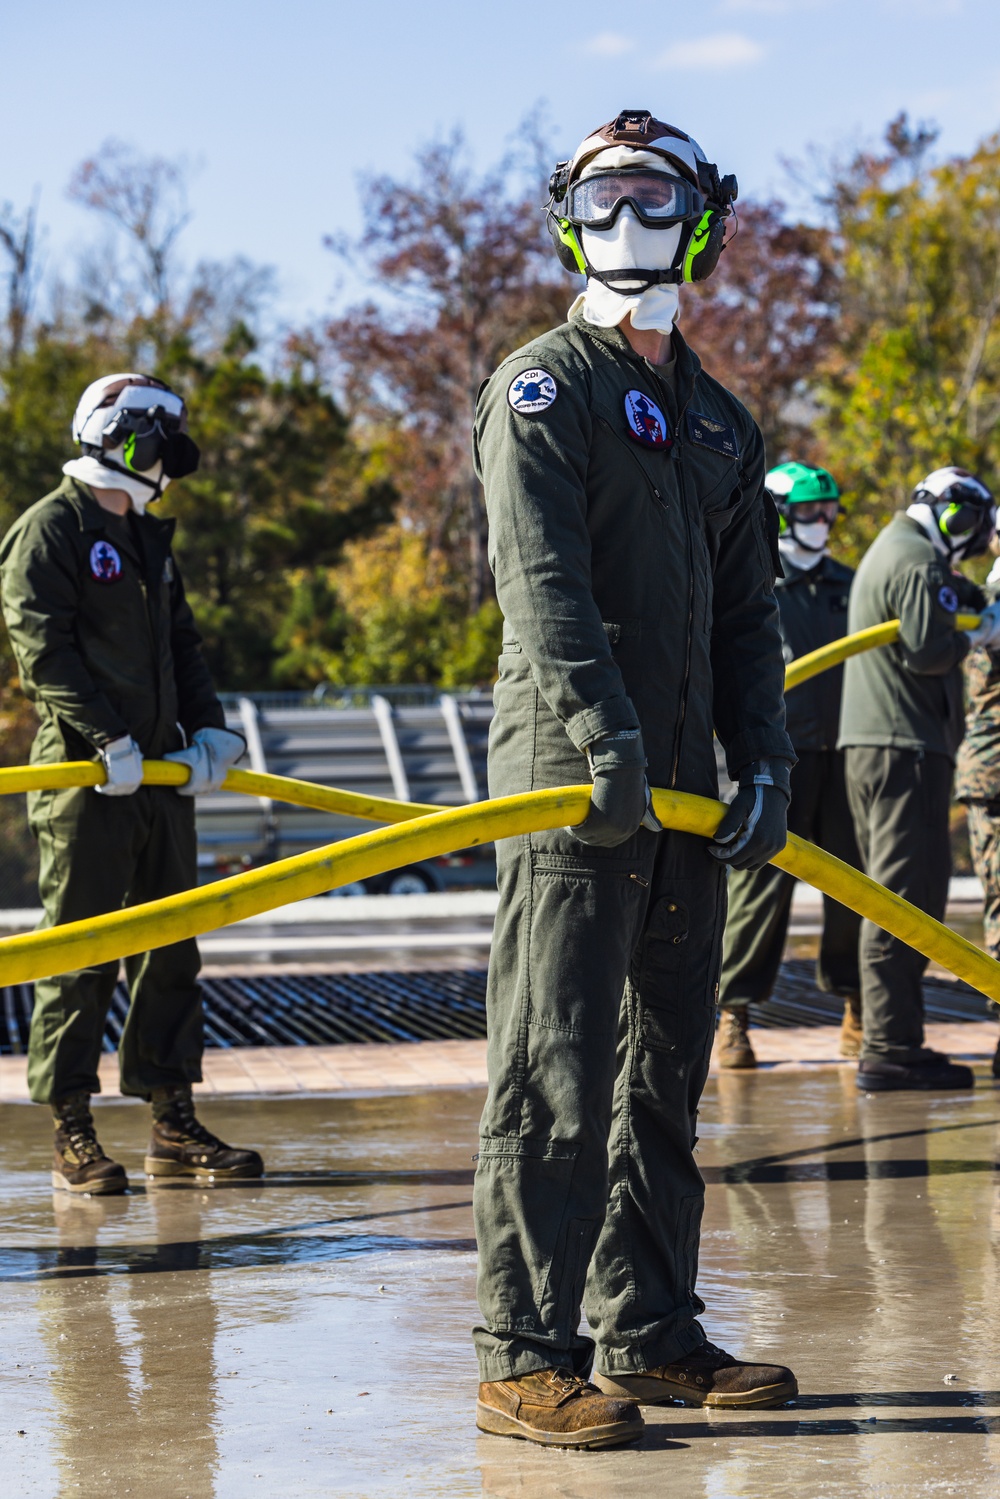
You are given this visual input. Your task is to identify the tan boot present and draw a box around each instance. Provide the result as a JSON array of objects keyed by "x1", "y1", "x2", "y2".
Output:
[
  {"x1": 476, "y1": 1368, "x2": 642, "y2": 1448},
  {"x1": 840, "y1": 994, "x2": 863, "y2": 1059},
  {"x1": 715, "y1": 1008, "x2": 756, "y2": 1069},
  {"x1": 594, "y1": 1340, "x2": 797, "y2": 1409}
]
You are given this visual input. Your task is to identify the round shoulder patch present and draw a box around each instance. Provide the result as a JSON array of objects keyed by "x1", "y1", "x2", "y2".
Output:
[
  {"x1": 937, "y1": 584, "x2": 959, "y2": 614},
  {"x1": 89, "y1": 540, "x2": 123, "y2": 584},
  {"x1": 507, "y1": 368, "x2": 557, "y2": 415},
  {"x1": 624, "y1": 389, "x2": 669, "y2": 448}
]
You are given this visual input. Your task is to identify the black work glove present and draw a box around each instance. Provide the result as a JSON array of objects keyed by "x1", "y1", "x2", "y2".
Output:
[
  {"x1": 709, "y1": 758, "x2": 792, "y2": 871},
  {"x1": 572, "y1": 729, "x2": 663, "y2": 849}
]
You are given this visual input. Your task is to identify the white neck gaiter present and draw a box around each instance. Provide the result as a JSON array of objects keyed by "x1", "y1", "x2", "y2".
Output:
[
  {"x1": 64, "y1": 448, "x2": 168, "y2": 517},
  {"x1": 567, "y1": 147, "x2": 684, "y2": 336}
]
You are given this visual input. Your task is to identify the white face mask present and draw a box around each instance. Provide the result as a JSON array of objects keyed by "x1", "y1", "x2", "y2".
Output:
[
  {"x1": 63, "y1": 446, "x2": 168, "y2": 516},
  {"x1": 568, "y1": 147, "x2": 685, "y2": 337},
  {"x1": 789, "y1": 520, "x2": 831, "y2": 554}
]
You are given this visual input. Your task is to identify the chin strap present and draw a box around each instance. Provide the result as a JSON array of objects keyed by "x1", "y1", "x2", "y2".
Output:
[
  {"x1": 84, "y1": 451, "x2": 164, "y2": 499},
  {"x1": 587, "y1": 265, "x2": 684, "y2": 295}
]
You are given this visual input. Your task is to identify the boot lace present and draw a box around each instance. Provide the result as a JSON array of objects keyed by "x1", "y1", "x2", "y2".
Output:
[
  {"x1": 166, "y1": 1091, "x2": 224, "y2": 1148},
  {"x1": 543, "y1": 1370, "x2": 594, "y2": 1398},
  {"x1": 56, "y1": 1100, "x2": 106, "y2": 1164}
]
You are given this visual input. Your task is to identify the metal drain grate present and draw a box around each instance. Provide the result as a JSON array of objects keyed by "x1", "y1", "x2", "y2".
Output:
[{"x1": 0, "y1": 960, "x2": 993, "y2": 1056}]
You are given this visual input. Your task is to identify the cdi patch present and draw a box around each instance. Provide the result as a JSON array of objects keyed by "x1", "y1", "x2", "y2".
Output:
[
  {"x1": 938, "y1": 584, "x2": 959, "y2": 614},
  {"x1": 507, "y1": 368, "x2": 557, "y2": 414},
  {"x1": 686, "y1": 409, "x2": 739, "y2": 459},
  {"x1": 89, "y1": 540, "x2": 123, "y2": 584},
  {"x1": 624, "y1": 390, "x2": 670, "y2": 449}
]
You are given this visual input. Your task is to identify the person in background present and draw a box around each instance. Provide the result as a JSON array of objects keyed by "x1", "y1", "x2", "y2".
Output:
[
  {"x1": 839, "y1": 467, "x2": 998, "y2": 1091},
  {"x1": 716, "y1": 462, "x2": 862, "y2": 1069},
  {"x1": 954, "y1": 534, "x2": 1000, "y2": 1079},
  {"x1": 0, "y1": 372, "x2": 261, "y2": 1192}
]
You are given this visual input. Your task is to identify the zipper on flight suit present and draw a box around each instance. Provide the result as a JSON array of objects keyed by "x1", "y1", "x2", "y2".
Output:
[
  {"x1": 595, "y1": 414, "x2": 666, "y2": 507},
  {"x1": 658, "y1": 380, "x2": 696, "y2": 791}
]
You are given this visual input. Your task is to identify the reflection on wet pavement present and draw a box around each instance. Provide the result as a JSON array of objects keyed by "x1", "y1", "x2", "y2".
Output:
[{"x1": 2, "y1": 1074, "x2": 1000, "y2": 1495}]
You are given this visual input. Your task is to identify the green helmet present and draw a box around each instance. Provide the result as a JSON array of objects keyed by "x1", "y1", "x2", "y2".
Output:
[{"x1": 765, "y1": 461, "x2": 840, "y2": 508}]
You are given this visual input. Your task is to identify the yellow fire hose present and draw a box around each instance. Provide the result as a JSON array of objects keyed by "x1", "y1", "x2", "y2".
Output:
[
  {"x1": 0, "y1": 761, "x2": 997, "y2": 1002},
  {"x1": 784, "y1": 614, "x2": 980, "y2": 691},
  {"x1": 0, "y1": 611, "x2": 991, "y2": 993}
]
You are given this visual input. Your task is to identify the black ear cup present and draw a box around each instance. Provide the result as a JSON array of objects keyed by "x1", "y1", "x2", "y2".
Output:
[
  {"x1": 546, "y1": 211, "x2": 587, "y2": 275},
  {"x1": 683, "y1": 211, "x2": 728, "y2": 282}
]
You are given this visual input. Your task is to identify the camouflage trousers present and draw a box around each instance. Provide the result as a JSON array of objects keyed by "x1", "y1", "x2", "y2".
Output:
[{"x1": 966, "y1": 802, "x2": 1000, "y2": 962}]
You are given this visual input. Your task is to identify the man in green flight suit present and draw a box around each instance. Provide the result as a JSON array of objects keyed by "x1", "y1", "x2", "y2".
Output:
[
  {"x1": 0, "y1": 372, "x2": 262, "y2": 1192},
  {"x1": 954, "y1": 537, "x2": 1000, "y2": 1078},
  {"x1": 472, "y1": 110, "x2": 798, "y2": 1451},
  {"x1": 839, "y1": 466, "x2": 998, "y2": 1091},
  {"x1": 717, "y1": 461, "x2": 863, "y2": 1068}
]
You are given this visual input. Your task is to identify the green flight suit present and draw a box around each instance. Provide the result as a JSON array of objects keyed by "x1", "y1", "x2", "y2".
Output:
[
  {"x1": 838, "y1": 513, "x2": 983, "y2": 1063},
  {"x1": 472, "y1": 315, "x2": 792, "y2": 1382},
  {"x1": 0, "y1": 477, "x2": 225, "y2": 1103},
  {"x1": 954, "y1": 574, "x2": 1000, "y2": 959},
  {"x1": 720, "y1": 555, "x2": 862, "y2": 1010}
]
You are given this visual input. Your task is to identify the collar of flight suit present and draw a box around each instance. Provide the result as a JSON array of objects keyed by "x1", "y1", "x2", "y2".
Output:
[
  {"x1": 57, "y1": 474, "x2": 177, "y2": 580},
  {"x1": 567, "y1": 310, "x2": 701, "y2": 415},
  {"x1": 58, "y1": 475, "x2": 177, "y2": 544}
]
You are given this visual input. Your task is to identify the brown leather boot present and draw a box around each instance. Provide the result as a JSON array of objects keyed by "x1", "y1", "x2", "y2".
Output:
[
  {"x1": 52, "y1": 1093, "x2": 128, "y2": 1195},
  {"x1": 145, "y1": 1086, "x2": 264, "y2": 1179},
  {"x1": 594, "y1": 1340, "x2": 797, "y2": 1408},
  {"x1": 840, "y1": 994, "x2": 863, "y2": 1058},
  {"x1": 715, "y1": 1008, "x2": 757, "y2": 1069},
  {"x1": 476, "y1": 1368, "x2": 643, "y2": 1448}
]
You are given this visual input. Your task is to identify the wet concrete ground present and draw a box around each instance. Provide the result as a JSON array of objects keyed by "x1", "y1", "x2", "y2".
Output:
[{"x1": 2, "y1": 1072, "x2": 1000, "y2": 1497}]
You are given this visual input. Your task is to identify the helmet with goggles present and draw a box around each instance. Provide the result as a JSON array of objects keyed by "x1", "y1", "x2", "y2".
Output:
[
  {"x1": 766, "y1": 462, "x2": 841, "y2": 554},
  {"x1": 911, "y1": 466, "x2": 996, "y2": 561},
  {"x1": 546, "y1": 108, "x2": 738, "y2": 293},
  {"x1": 72, "y1": 372, "x2": 200, "y2": 491},
  {"x1": 766, "y1": 462, "x2": 841, "y2": 522}
]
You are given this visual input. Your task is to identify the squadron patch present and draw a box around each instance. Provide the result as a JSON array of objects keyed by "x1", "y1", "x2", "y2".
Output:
[
  {"x1": 624, "y1": 390, "x2": 670, "y2": 449},
  {"x1": 507, "y1": 368, "x2": 557, "y2": 414},
  {"x1": 938, "y1": 584, "x2": 959, "y2": 614},
  {"x1": 89, "y1": 540, "x2": 123, "y2": 584},
  {"x1": 686, "y1": 409, "x2": 740, "y2": 459}
]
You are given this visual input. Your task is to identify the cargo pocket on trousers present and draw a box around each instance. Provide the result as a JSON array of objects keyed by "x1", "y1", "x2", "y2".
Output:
[{"x1": 636, "y1": 895, "x2": 690, "y2": 1054}]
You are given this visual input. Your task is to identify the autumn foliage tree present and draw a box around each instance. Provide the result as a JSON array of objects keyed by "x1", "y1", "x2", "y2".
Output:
[
  {"x1": 323, "y1": 131, "x2": 567, "y2": 618},
  {"x1": 682, "y1": 200, "x2": 837, "y2": 464}
]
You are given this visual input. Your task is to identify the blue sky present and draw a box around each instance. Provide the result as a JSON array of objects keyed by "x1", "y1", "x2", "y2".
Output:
[{"x1": 2, "y1": 0, "x2": 999, "y2": 329}]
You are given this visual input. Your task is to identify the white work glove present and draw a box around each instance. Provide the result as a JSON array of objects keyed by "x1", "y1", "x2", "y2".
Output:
[
  {"x1": 95, "y1": 734, "x2": 144, "y2": 796},
  {"x1": 965, "y1": 602, "x2": 1000, "y2": 649},
  {"x1": 164, "y1": 727, "x2": 246, "y2": 796}
]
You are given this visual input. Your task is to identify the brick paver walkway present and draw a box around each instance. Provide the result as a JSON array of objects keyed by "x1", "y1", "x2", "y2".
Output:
[{"x1": 1, "y1": 1022, "x2": 996, "y2": 1101}]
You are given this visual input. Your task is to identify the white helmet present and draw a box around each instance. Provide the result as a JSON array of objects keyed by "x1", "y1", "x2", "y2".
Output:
[
  {"x1": 71, "y1": 372, "x2": 199, "y2": 496},
  {"x1": 911, "y1": 466, "x2": 996, "y2": 560}
]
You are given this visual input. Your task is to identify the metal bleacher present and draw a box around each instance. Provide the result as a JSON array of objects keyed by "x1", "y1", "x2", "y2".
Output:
[{"x1": 195, "y1": 690, "x2": 496, "y2": 892}]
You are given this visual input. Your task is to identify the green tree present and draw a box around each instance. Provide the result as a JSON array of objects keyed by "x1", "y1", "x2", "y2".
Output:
[{"x1": 816, "y1": 116, "x2": 1000, "y2": 561}]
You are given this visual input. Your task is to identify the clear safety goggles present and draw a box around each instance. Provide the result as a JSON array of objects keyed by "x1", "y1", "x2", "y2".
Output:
[{"x1": 566, "y1": 170, "x2": 702, "y2": 230}]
